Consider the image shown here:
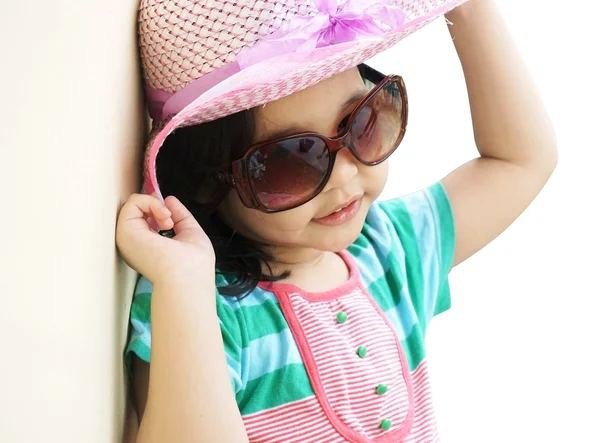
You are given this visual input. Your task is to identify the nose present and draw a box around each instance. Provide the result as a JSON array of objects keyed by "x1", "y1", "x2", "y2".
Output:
[{"x1": 322, "y1": 147, "x2": 359, "y2": 192}]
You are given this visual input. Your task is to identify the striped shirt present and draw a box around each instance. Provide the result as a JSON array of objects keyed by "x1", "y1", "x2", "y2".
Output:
[{"x1": 126, "y1": 182, "x2": 455, "y2": 442}]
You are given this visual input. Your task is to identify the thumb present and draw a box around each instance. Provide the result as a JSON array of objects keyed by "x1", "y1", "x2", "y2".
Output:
[{"x1": 164, "y1": 196, "x2": 203, "y2": 235}]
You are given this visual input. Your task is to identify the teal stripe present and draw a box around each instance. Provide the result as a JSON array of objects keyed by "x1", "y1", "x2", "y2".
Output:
[
  {"x1": 348, "y1": 203, "x2": 395, "y2": 287},
  {"x1": 130, "y1": 318, "x2": 151, "y2": 345},
  {"x1": 383, "y1": 300, "x2": 413, "y2": 341},
  {"x1": 128, "y1": 287, "x2": 152, "y2": 365},
  {"x1": 404, "y1": 188, "x2": 441, "y2": 326},
  {"x1": 220, "y1": 286, "x2": 279, "y2": 309},
  {"x1": 135, "y1": 276, "x2": 153, "y2": 296},
  {"x1": 364, "y1": 260, "x2": 418, "y2": 342},
  {"x1": 237, "y1": 364, "x2": 314, "y2": 415},
  {"x1": 241, "y1": 328, "x2": 302, "y2": 384},
  {"x1": 228, "y1": 358, "x2": 243, "y2": 394}
]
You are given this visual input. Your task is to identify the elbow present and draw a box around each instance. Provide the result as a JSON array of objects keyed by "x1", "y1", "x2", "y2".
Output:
[
  {"x1": 542, "y1": 138, "x2": 559, "y2": 179},
  {"x1": 541, "y1": 124, "x2": 559, "y2": 175},
  {"x1": 521, "y1": 137, "x2": 559, "y2": 182}
]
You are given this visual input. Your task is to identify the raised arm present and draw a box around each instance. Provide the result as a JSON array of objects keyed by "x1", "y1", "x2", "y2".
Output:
[{"x1": 442, "y1": 0, "x2": 558, "y2": 266}]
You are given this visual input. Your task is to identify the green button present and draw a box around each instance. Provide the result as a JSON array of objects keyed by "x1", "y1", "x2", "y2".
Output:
[
  {"x1": 336, "y1": 311, "x2": 348, "y2": 324},
  {"x1": 376, "y1": 384, "x2": 388, "y2": 395},
  {"x1": 357, "y1": 346, "x2": 367, "y2": 358},
  {"x1": 380, "y1": 419, "x2": 392, "y2": 430}
]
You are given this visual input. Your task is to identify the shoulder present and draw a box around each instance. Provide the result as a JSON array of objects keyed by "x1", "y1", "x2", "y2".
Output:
[
  {"x1": 349, "y1": 182, "x2": 454, "y2": 268},
  {"x1": 347, "y1": 183, "x2": 455, "y2": 306}
]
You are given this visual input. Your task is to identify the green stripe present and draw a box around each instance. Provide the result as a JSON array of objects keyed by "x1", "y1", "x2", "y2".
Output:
[
  {"x1": 352, "y1": 229, "x2": 372, "y2": 250},
  {"x1": 217, "y1": 294, "x2": 243, "y2": 361},
  {"x1": 380, "y1": 199, "x2": 427, "y2": 330},
  {"x1": 401, "y1": 324, "x2": 426, "y2": 372},
  {"x1": 430, "y1": 183, "x2": 455, "y2": 316},
  {"x1": 130, "y1": 292, "x2": 151, "y2": 323},
  {"x1": 366, "y1": 266, "x2": 403, "y2": 312},
  {"x1": 127, "y1": 339, "x2": 151, "y2": 363},
  {"x1": 237, "y1": 363, "x2": 314, "y2": 415},
  {"x1": 429, "y1": 182, "x2": 456, "y2": 274},
  {"x1": 434, "y1": 281, "x2": 451, "y2": 316},
  {"x1": 233, "y1": 299, "x2": 289, "y2": 343}
]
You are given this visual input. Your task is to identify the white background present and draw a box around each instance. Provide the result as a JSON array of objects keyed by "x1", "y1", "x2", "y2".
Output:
[{"x1": 370, "y1": 1, "x2": 600, "y2": 441}]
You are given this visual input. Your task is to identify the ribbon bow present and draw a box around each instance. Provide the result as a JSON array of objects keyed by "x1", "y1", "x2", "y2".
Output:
[{"x1": 237, "y1": 0, "x2": 407, "y2": 68}]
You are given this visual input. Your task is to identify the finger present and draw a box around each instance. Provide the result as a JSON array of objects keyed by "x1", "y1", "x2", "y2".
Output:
[
  {"x1": 149, "y1": 199, "x2": 174, "y2": 231},
  {"x1": 119, "y1": 194, "x2": 169, "y2": 227},
  {"x1": 164, "y1": 196, "x2": 202, "y2": 234},
  {"x1": 148, "y1": 192, "x2": 174, "y2": 231}
]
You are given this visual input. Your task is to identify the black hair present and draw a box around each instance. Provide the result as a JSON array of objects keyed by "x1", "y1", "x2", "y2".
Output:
[
  {"x1": 155, "y1": 64, "x2": 378, "y2": 296},
  {"x1": 155, "y1": 109, "x2": 288, "y2": 296}
]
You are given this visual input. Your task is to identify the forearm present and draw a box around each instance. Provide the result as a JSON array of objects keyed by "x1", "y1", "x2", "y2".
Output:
[
  {"x1": 137, "y1": 279, "x2": 248, "y2": 443},
  {"x1": 446, "y1": 0, "x2": 557, "y2": 170}
]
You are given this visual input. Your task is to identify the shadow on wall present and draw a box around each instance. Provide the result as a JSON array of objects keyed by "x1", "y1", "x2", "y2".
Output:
[
  {"x1": 116, "y1": 79, "x2": 148, "y2": 442},
  {"x1": 114, "y1": 8, "x2": 150, "y2": 443}
]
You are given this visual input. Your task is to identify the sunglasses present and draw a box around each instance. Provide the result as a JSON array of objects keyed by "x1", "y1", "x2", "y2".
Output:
[{"x1": 223, "y1": 67, "x2": 408, "y2": 213}]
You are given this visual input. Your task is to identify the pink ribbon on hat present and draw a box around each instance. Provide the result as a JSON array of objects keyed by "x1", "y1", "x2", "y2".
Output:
[
  {"x1": 237, "y1": 0, "x2": 406, "y2": 67},
  {"x1": 146, "y1": 0, "x2": 406, "y2": 121}
]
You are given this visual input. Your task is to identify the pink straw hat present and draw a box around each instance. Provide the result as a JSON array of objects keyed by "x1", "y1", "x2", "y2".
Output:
[{"x1": 139, "y1": 0, "x2": 468, "y2": 200}]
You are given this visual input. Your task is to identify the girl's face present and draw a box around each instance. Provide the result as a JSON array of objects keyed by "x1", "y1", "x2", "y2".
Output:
[{"x1": 218, "y1": 67, "x2": 389, "y2": 258}]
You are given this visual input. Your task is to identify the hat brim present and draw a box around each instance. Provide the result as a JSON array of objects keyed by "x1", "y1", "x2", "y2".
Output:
[{"x1": 143, "y1": 0, "x2": 467, "y2": 200}]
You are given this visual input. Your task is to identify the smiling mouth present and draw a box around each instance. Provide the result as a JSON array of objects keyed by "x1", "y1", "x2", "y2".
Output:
[
  {"x1": 322, "y1": 195, "x2": 362, "y2": 217},
  {"x1": 313, "y1": 196, "x2": 363, "y2": 226},
  {"x1": 329, "y1": 200, "x2": 356, "y2": 215}
]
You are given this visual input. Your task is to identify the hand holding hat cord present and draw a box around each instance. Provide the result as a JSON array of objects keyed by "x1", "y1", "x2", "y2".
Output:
[{"x1": 116, "y1": 194, "x2": 215, "y2": 286}]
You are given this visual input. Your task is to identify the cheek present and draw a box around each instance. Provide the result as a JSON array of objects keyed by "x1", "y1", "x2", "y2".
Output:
[
  {"x1": 218, "y1": 191, "x2": 317, "y2": 241},
  {"x1": 362, "y1": 161, "x2": 389, "y2": 195},
  {"x1": 249, "y1": 209, "x2": 314, "y2": 238}
]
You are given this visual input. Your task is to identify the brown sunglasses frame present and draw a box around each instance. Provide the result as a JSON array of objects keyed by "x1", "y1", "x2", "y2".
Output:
[{"x1": 225, "y1": 74, "x2": 408, "y2": 213}]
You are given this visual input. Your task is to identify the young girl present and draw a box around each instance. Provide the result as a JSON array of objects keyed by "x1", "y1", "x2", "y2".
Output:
[{"x1": 117, "y1": 0, "x2": 557, "y2": 441}]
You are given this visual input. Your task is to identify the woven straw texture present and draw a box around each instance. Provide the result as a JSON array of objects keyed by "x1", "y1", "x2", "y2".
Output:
[{"x1": 140, "y1": 0, "x2": 455, "y2": 93}]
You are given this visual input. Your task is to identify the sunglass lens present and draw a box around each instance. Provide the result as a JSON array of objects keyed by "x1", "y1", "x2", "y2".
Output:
[
  {"x1": 351, "y1": 80, "x2": 404, "y2": 163},
  {"x1": 248, "y1": 137, "x2": 330, "y2": 210}
]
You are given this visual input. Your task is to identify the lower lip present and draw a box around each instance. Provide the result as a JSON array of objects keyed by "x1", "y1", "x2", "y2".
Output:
[{"x1": 313, "y1": 198, "x2": 362, "y2": 226}]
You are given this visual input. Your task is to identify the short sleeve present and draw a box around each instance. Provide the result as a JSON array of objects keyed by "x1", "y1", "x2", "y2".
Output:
[
  {"x1": 124, "y1": 275, "x2": 244, "y2": 394},
  {"x1": 355, "y1": 182, "x2": 455, "y2": 331}
]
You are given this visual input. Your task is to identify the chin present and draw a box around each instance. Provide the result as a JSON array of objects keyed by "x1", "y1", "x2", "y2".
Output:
[{"x1": 311, "y1": 212, "x2": 367, "y2": 252}]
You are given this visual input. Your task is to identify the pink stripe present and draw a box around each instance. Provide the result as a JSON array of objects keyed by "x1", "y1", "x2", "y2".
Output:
[
  {"x1": 242, "y1": 361, "x2": 440, "y2": 442},
  {"x1": 269, "y1": 251, "x2": 415, "y2": 442},
  {"x1": 243, "y1": 396, "x2": 344, "y2": 442},
  {"x1": 242, "y1": 250, "x2": 444, "y2": 442}
]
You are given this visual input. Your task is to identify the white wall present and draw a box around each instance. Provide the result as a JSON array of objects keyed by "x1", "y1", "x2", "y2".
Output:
[
  {"x1": 0, "y1": 1, "x2": 145, "y2": 442},
  {"x1": 1, "y1": 0, "x2": 597, "y2": 442},
  {"x1": 372, "y1": 0, "x2": 600, "y2": 441}
]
